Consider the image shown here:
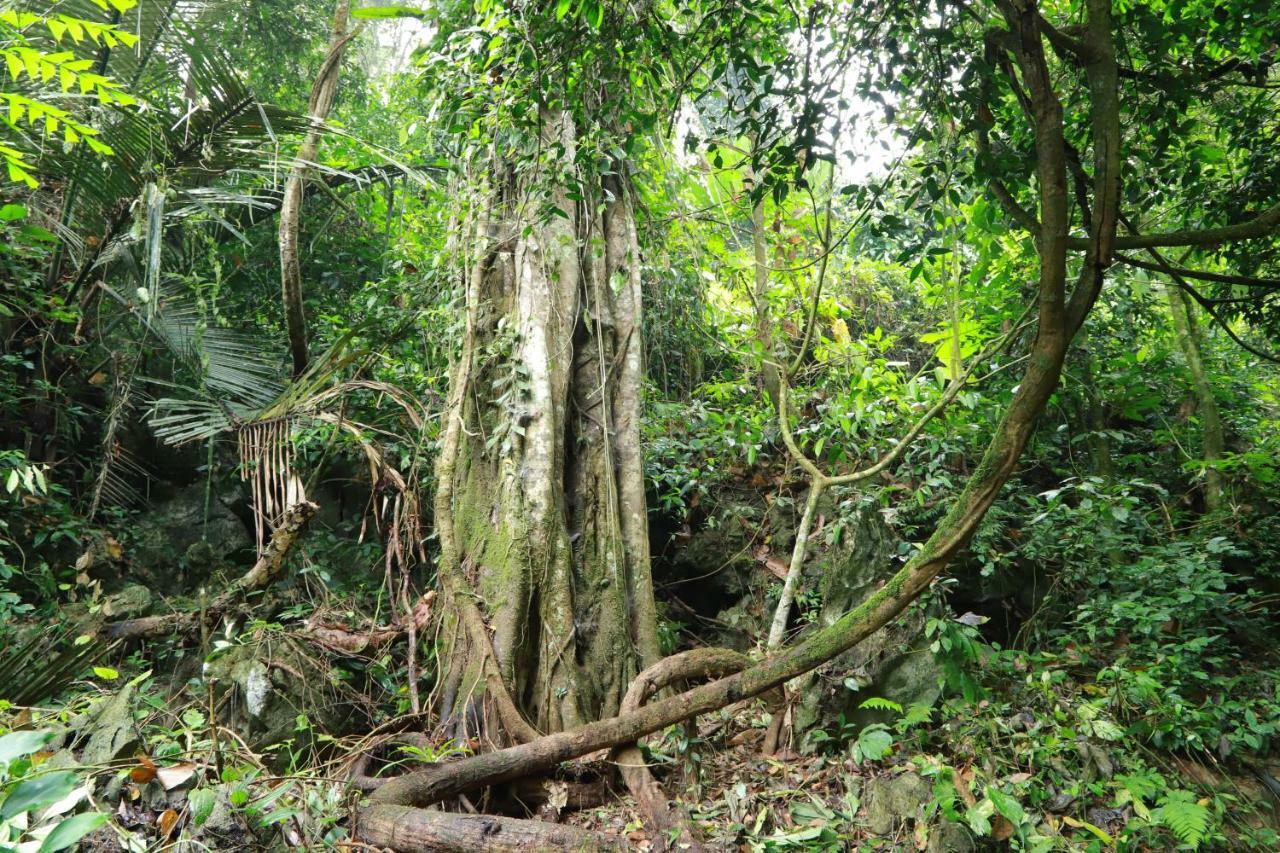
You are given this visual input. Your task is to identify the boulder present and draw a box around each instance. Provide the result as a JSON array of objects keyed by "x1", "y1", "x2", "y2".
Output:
[
  {"x1": 77, "y1": 683, "x2": 140, "y2": 769},
  {"x1": 204, "y1": 640, "x2": 354, "y2": 763},
  {"x1": 130, "y1": 483, "x2": 251, "y2": 582},
  {"x1": 863, "y1": 771, "x2": 975, "y2": 852},
  {"x1": 184, "y1": 783, "x2": 259, "y2": 850},
  {"x1": 793, "y1": 493, "x2": 942, "y2": 733}
]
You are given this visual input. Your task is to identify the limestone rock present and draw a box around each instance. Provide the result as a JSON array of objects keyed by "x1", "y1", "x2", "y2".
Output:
[
  {"x1": 205, "y1": 641, "x2": 353, "y2": 763},
  {"x1": 794, "y1": 496, "x2": 942, "y2": 733},
  {"x1": 78, "y1": 683, "x2": 140, "y2": 768},
  {"x1": 863, "y1": 772, "x2": 974, "y2": 851},
  {"x1": 130, "y1": 483, "x2": 251, "y2": 580}
]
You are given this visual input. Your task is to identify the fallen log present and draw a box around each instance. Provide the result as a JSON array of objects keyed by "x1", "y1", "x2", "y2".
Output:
[{"x1": 358, "y1": 804, "x2": 627, "y2": 852}]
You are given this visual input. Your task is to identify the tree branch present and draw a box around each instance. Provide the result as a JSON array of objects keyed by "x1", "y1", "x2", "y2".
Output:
[
  {"x1": 1115, "y1": 253, "x2": 1280, "y2": 289},
  {"x1": 1066, "y1": 201, "x2": 1280, "y2": 251}
]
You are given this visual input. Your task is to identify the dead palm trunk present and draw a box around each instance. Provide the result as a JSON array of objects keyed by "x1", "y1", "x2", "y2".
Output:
[{"x1": 279, "y1": 0, "x2": 357, "y2": 377}]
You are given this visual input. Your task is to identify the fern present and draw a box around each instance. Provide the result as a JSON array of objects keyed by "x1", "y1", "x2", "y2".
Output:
[
  {"x1": 858, "y1": 696, "x2": 904, "y2": 714},
  {"x1": 1155, "y1": 789, "x2": 1210, "y2": 849}
]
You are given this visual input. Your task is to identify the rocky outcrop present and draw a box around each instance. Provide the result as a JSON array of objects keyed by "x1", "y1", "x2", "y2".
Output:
[
  {"x1": 662, "y1": 486, "x2": 942, "y2": 734},
  {"x1": 793, "y1": 494, "x2": 942, "y2": 733},
  {"x1": 129, "y1": 483, "x2": 252, "y2": 583}
]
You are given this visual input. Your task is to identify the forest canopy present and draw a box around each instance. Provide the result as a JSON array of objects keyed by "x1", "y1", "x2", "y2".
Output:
[{"x1": 2, "y1": 0, "x2": 1279, "y2": 850}]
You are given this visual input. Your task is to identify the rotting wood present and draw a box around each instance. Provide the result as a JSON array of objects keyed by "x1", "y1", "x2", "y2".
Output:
[{"x1": 357, "y1": 804, "x2": 628, "y2": 852}]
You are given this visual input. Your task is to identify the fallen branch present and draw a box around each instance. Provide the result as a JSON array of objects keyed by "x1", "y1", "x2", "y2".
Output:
[
  {"x1": 102, "y1": 501, "x2": 318, "y2": 641},
  {"x1": 307, "y1": 590, "x2": 436, "y2": 654}
]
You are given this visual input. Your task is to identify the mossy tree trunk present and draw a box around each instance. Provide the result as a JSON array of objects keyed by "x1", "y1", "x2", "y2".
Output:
[
  {"x1": 1163, "y1": 283, "x2": 1226, "y2": 512},
  {"x1": 435, "y1": 113, "x2": 660, "y2": 741}
]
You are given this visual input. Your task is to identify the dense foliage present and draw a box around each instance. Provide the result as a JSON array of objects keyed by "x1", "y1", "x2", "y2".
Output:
[{"x1": 2, "y1": 0, "x2": 1278, "y2": 850}]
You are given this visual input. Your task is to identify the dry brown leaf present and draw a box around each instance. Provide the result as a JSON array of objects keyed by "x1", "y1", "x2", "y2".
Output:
[
  {"x1": 954, "y1": 766, "x2": 977, "y2": 808},
  {"x1": 129, "y1": 753, "x2": 157, "y2": 784},
  {"x1": 992, "y1": 815, "x2": 1015, "y2": 842},
  {"x1": 156, "y1": 762, "x2": 197, "y2": 790},
  {"x1": 157, "y1": 808, "x2": 179, "y2": 838},
  {"x1": 753, "y1": 546, "x2": 789, "y2": 580}
]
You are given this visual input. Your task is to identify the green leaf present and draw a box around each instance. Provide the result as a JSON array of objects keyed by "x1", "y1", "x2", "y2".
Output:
[
  {"x1": 858, "y1": 696, "x2": 904, "y2": 714},
  {"x1": 40, "y1": 812, "x2": 108, "y2": 852},
  {"x1": 1190, "y1": 145, "x2": 1226, "y2": 164},
  {"x1": 0, "y1": 731, "x2": 53, "y2": 767},
  {"x1": 0, "y1": 203, "x2": 26, "y2": 221},
  {"x1": 92, "y1": 666, "x2": 119, "y2": 681},
  {"x1": 855, "y1": 726, "x2": 894, "y2": 761},
  {"x1": 1156, "y1": 790, "x2": 1209, "y2": 848},
  {"x1": 351, "y1": 5, "x2": 426, "y2": 18},
  {"x1": 188, "y1": 787, "x2": 216, "y2": 827},
  {"x1": 556, "y1": 0, "x2": 572, "y2": 19},
  {"x1": 1, "y1": 771, "x2": 77, "y2": 819},
  {"x1": 987, "y1": 787, "x2": 1025, "y2": 826}
]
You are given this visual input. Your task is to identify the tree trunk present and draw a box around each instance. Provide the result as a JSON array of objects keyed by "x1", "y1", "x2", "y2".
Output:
[
  {"x1": 279, "y1": 0, "x2": 356, "y2": 377},
  {"x1": 434, "y1": 112, "x2": 659, "y2": 742},
  {"x1": 1076, "y1": 328, "x2": 1114, "y2": 479},
  {"x1": 1163, "y1": 283, "x2": 1225, "y2": 511}
]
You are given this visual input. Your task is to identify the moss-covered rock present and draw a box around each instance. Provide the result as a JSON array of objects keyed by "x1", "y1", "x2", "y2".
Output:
[
  {"x1": 205, "y1": 640, "x2": 354, "y2": 764},
  {"x1": 77, "y1": 683, "x2": 140, "y2": 769},
  {"x1": 863, "y1": 771, "x2": 975, "y2": 851},
  {"x1": 794, "y1": 494, "x2": 942, "y2": 733}
]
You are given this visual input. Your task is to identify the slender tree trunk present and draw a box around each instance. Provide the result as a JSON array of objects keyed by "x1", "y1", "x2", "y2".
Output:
[
  {"x1": 1076, "y1": 328, "x2": 1114, "y2": 479},
  {"x1": 279, "y1": 0, "x2": 355, "y2": 377},
  {"x1": 1163, "y1": 283, "x2": 1225, "y2": 511},
  {"x1": 748, "y1": 162, "x2": 780, "y2": 409},
  {"x1": 434, "y1": 113, "x2": 659, "y2": 742}
]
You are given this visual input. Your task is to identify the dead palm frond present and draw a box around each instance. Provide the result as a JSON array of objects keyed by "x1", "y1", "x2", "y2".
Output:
[{"x1": 0, "y1": 627, "x2": 111, "y2": 707}]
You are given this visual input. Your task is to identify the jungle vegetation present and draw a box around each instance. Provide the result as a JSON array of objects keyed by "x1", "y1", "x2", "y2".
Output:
[{"x1": 1, "y1": 0, "x2": 1279, "y2": 850}]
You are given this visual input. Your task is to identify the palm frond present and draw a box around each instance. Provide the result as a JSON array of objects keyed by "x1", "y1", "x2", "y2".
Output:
[{"x1": 0, "y1": 627, "x2": 111, "y2": 707}]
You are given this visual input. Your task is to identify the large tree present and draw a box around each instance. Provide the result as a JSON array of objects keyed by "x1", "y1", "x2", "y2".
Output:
[
  {"x1": 420, "y1": 0, "x2": 820, "y2": 745},
  {"x1": 422, "y1": 2, "x2": 673, "y2": 741}
]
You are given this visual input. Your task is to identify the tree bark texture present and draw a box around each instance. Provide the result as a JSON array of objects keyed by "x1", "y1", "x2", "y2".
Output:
[{"x1": 435, "y1": 112, "x2": 660, "y2": 744}]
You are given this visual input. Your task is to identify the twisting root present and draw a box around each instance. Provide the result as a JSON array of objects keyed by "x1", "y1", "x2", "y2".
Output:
[{"x1": 612, "y1": 648, "x2": 772, "y2": 852}]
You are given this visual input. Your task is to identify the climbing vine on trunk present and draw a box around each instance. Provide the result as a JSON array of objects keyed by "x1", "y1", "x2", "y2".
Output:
[{"x1": 432, "y1": 116, "x2": 658, "y2": 740}]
